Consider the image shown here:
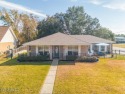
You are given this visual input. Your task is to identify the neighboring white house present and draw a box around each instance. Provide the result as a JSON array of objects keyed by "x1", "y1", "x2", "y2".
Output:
[
  {"x1": 0, "y1": 26, "x2": 18, "y2": 54},
  {"x1": 115, "y1": 37, "x2": 125, "y2": 43}
]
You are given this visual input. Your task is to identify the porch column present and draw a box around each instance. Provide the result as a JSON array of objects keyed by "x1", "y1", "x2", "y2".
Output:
[
  {"x1": 99, "y1": 45, "x2": 101, "y2": 52},
  {"x1": 90, "y1": 44, "x2": 93, "y2": 52},
  {"x1": 49, "y1": 46, "x2": 52, "y2": 60},
  {"x1": 36, "y1": 46, "x2": 38, "y2": 56},
  {"x1": 110, "y1": 44, "x2": 113, "y2": 54},
  {"x1": 105, "y1": 45, "x2": 107, "y2": 52},
  {"x1": 78, "y1": 45, "x2": 81, "y2": 56},
  {"x1": 64, "y1": 46, "x2": 68, "y2": 59}
]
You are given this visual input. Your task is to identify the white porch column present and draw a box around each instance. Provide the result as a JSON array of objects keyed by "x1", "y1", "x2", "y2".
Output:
[
  {"x1": 99, "y1": 45, "x2": 101, "y2": 52},
  {"x1": 78, "y1": 45, "x2": 81, "y2": 56},
  {"x1": 36, "y1": 46, "x2": 38, "y2": 56},
  {"x1": 64, "y1": 46, "x2": 68, "y2": 56},
  {"x1": 49, "y1": 46, "x2": 52, "y2": 60},
  {"x1": 105, "y1": 45, "x2": 107, "y2": 52},
  {"x1": 90, "y1": 44, "x2": 93, "y2": 52},
  {"x1": 64, "y1": 46, "x2": 68, "y2": 59},
  {"x1": 110, "y1": 44, "x2": 113, "y2": 54}
]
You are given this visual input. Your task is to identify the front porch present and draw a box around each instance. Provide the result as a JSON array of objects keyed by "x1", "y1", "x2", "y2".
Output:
[
  {"x1": 27, "y1": 45, "x2": 89, "y2": 60},
  {"x1": 27, "y1": 44, "x2": 112, "y2": 60}
]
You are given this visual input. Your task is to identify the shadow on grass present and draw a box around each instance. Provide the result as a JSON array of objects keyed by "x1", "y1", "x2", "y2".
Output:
[{"x1": 0, "y1": 58, "x2": 52, "y2": 66}]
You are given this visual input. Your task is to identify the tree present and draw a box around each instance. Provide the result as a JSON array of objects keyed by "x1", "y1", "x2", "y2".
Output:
[
  {"x1": 115, "y1": 34, "x2": 125, "y2": 37},
  {"x1": 96, "y1": 27, "x2": 114, "y2": 40},
  {"x1": 37, "y1": 15, "x2": 64, "y2": 38},
  {"x1": 37, "y1": 6, "x2": 101, "y2": 36},
  {"x1": 0, "y1": 9, "x2": 38, "y2": 45},
  {"x1": 37, "y1": 6, "x2": 114, "y2": 40},
  {"x1": 64, "y1": 6, "x2": 100, "y2": 35},
  {"x1": 0, "y1": 9, "x2": 20, "y2": 35},
  {"x1": 19, "y1": 14, "x2": 38, "y2": 44}
]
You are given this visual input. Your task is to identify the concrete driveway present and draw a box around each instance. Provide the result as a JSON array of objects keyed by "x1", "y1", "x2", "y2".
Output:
[{"x1": 113, "y1": 47, "x2": 125, "y2": 55}]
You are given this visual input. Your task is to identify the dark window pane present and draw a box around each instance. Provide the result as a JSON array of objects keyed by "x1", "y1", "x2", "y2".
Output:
[{"x1": 68, "y1": 51, "x2": 72, "y2": 55}]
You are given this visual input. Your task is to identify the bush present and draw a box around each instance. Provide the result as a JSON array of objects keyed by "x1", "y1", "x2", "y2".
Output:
[
  {"x1": 76, "y1": 56, "x2": 98, "y2": 62},
  {"x1": 18, "y1": 55, "x2": 50, "y2": 62},
  {"x1": 97, "y1": 52, "x2": 106, "y2": 56},
  {"x1": 66, "y1": 55, "x2": 78, "y2": 61}
]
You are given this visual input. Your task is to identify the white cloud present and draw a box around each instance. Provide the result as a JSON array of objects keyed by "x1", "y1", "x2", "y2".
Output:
[
  {"x1": 103, "y1": 2, "x2": 125, "y2": 11},
  {"x1": 0, "y1": 0, "x2": 47, "y2": 18},
  {"x1": 89, "y1": 0, "x2": 125, "y2": 11},
  {"x1": 89, "y1": 0, "x2": 103, "y2": 5},
  {"x1": 69, "y1": 0, "x2": 78, "y2": 2}
]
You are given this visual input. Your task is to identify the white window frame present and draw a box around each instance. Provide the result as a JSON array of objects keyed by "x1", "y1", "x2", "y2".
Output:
[
  {"x1": 38, "y1": 46, "x2": 49, "y2": 54},
  {"x1": 100, "y1": 46, "x2": 105, "y2": 52},
  {"x1": 68, "y1": 46, "x2": 78, "y2": 55}
]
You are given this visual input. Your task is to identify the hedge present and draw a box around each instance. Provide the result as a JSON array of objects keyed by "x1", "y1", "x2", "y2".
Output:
[
  {"x1": 17, "y1": 55, "x2": 50, "y2": 62},
  {"x1": 66, "y1": 55, "x2": 78, "y2": 61},
  {"x1": 76, "y1": 56, "x2": 99, "y2": 62}
]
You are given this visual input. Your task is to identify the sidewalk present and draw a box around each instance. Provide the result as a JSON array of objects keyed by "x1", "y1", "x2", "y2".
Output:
[{"x1": 40, "y1": 59, "x2": 58, "y2": 94}]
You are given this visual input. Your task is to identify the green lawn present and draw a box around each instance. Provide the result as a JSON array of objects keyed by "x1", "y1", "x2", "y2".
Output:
[
  {"x1": 0, "y1": 57, "x2": 51, "y2": 94},
  {"x1": 112, "y1": 55, "x2": 125, "y2": 60},
  {"x1": 53, "y1": 57, "x2": 125, "y2": 94},
  {"x1": 113, "y1": 44, "x2": 125, "y2": 48}
]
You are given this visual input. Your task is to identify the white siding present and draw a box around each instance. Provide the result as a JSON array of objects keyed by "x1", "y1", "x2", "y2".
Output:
[{"x1": 1, "y1": 29, "x2": 16, "y2": 45}]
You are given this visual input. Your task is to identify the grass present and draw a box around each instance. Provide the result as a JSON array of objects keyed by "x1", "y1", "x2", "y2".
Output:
[
  {"x1": 0, "y1": 57, "x2": 51, "y2": 94},
  {"x1": 112, "y1": 55, "x2": 125, "y2": 60},
  {"x1": 53, "y1": 57, "x2": 125, "y2": 94},
  {"x1": 113, "y1": 44, "x2": 125, "y2": 48}
]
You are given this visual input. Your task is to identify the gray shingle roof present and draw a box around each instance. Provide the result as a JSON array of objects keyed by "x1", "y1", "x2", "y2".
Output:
[
  {"x1": 71, "y1": 35, "x2": 115, "y2": 44},
  {"x1": 24, "y1": 32, "x2": 114, "y2": 46},
  {"x1": 24, "y1": 32, "x2": 90, "y2": 46}
]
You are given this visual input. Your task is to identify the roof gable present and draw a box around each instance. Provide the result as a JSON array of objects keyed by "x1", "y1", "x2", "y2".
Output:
[
  {"x1": 0, "y1": 26, "x2": 18, "y2": 42},
  {"x1": 0, "y1": 26, "x2": 10, "y2": 41}
]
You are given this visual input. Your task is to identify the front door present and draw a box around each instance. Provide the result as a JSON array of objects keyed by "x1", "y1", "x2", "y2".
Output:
[{"x1": 53, "y1": 46, "x2": 59, "y2": 58}]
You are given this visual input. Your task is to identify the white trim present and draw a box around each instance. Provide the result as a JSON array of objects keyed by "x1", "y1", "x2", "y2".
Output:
[
  {"x1": 105, "y1": 45, "x2": 107, "y2": 52},
  {"x1": 49, "y1": 46, "x2": 52, "y2": 60},
  {"x1": 9, "y1": 27, "x2": 18, "y2": 41},
  {"x1": 64, "y1": 46, "x2": 68, "y2": 56},
  {"x1": 90, "y1": 44, "x2": 93, "y2": 53},
  {"x1": 36, "y1": 46, "x2": 38, "y2": 56},
  {"x1": 99, "y1": 46, "x2": 101, "y2": 52},
  {"x1": 78, "y1": 45, "x2": 81, "y2": 56}
]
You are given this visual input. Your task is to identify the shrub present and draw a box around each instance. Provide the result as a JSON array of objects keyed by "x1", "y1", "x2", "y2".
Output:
[
  {"x1": 97, "y1": 52, "x2": 106, "y2": 56},
  {"x1": 76, "y1": 56, "x2": 98, "y2": 62},
  {"x1": 18, "y1": 55, "x2": 50, "y2": 62},
  {"x1": 66, "y1": 55, "x2": 78, "y2": 61}
]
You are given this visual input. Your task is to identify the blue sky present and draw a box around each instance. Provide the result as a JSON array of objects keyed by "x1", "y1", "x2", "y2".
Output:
[{"x1": 0, "y1": 0, "x2": 125, "y2": 34}]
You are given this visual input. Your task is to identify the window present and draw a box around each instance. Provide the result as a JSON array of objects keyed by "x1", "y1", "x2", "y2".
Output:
[
  {"x1": 38, "y1": 46, "x2": 49, "y2": 55},
  {"x1": 44, "y1": 46, "x2": 49, "y2": 55},
  {"x1": 101, "y1": 46, "x2": 105, "y2": 52},
  {"x1": 68, "y1": 46, "x2": 78, "y2": 56}
]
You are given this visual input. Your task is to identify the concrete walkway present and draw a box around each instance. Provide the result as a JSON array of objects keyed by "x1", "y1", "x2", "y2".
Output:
[{"x1": 40, "y1": 59, "x2": 58, "y2": 94}]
